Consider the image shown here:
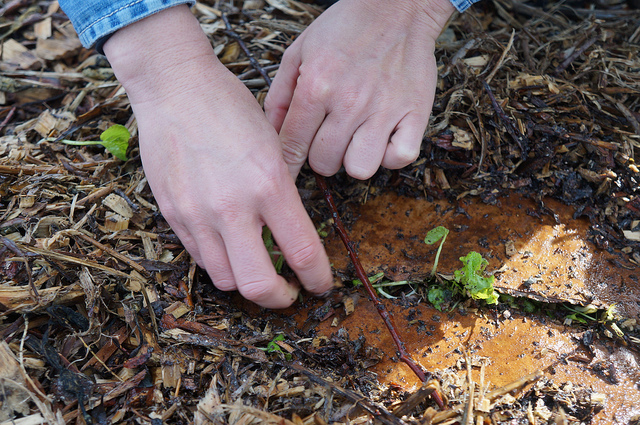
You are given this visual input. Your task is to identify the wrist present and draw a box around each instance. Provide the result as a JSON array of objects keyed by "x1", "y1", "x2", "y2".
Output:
[
  {"x1": 357, "y1": 0, "x2": 454, "y2": 39},
  {"x1": 409, "y1": 0, "x2": 455, "y2": 37},
  {"x1": 103, "y1": 5, "x2": 223, "y2": 105}
]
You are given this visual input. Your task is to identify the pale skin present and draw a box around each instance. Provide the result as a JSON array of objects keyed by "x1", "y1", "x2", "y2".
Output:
[{"x1": 103, "y1": 0, "x2": 454, "y2": 309}]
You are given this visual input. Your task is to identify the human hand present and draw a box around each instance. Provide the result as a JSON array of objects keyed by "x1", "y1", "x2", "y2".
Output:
[
  {"x1": 265, "y1": 0, "x2": 454, "y2": 180},
  {"x1": 104, "y1": 6, "x2": 333, "y2": 308}
]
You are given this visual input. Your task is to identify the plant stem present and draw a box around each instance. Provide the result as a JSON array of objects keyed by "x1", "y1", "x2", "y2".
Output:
[
  {"x1": 315, "y1": 174, "x2": 444, "y2": 409},
  {"x1": 431, "y1": 232, "x2": 447, "y2": 277}
]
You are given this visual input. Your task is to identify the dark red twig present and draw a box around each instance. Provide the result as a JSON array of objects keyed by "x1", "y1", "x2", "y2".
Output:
[
  {"x1": 314, "y1": 174, "x2": 444, "y2": 409},
  {"x1": 221, "y1": 14, "x2": 272, "y2": 87}
]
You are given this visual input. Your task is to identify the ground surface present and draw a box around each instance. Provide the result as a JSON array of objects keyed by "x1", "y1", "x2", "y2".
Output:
[{"x1": 0, "y1": 0, "x2": 639, "y2": 424}]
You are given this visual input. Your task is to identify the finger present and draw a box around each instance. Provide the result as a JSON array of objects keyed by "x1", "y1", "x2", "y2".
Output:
[
  {"x1": 343, "y1": 115, "x2": 395, "y2": 180},
  {"x1": 307, "y1": 111, "x2": 362, "y2": 177},
  {"x1": 381, "y1": 111, "x2": 427, "y2": 169},
  {"x1": 264, "y1": 44, "x2": 302, "y2": 132},
  {"x1": 197, "y1": 232, "x2": 238, "y2": 291},
  {"x1": 278, "y1": 81, "x2": 328, "y2": 180},
  {"x1": 263, "y1": 187, "x2": 333, "y2": 295},
  {"x1": 224, "y1": 221, "x2": 300, "y2": 309}
]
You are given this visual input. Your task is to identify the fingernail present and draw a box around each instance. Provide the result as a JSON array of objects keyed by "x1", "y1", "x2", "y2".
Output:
[{"x1": 317, "y1": 278, "x2": 343, "y2": 298}]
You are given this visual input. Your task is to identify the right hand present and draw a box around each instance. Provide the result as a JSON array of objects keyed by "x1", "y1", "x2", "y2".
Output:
[{"x1": 103, "y1": 5, "x2": 333, "y2": 309}]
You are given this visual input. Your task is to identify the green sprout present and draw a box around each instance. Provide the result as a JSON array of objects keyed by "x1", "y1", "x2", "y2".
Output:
[
  {"x1": 60, "y1": 124, "x2": 131, "y2": 161},
  {"x1": 352, "y1": 272, "x2": 385, "y2": 287},
  {"x1": 454, "y1": 251, "x2": 499, "y2": 304},
  {"x1": 427, "y1": 286, "x2": 448, "y2": 311},
  {"x1": 263, "y1": 334, "x2": 292, "y2": 360},
  {"x1": 424, "y1": 226, "x2": 449, "y2": 277},
  {"x1": 262, "y1": 227, "x2": 285, "y2": 273},
  {"x1": 351, "y1": 273, "x2": 416, "y2": 299}
]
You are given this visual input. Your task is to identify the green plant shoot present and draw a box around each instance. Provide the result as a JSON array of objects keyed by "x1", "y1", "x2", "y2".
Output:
[
  {"x1": 262, "y1": 226, "x2": 285, "y2": 273},
  {"x1": 454, "y1": 251, "x2": 499, "y2": 304},
  {"x1": 61, "y1": 124, "x2": 131, "y2": 161},
  {"x1": 352, "y1": 272, "x2": 384, "y2": 287},
  {"x1": 427, "y1": 286, "x2": 447, "y2": 311},
  {"x1": 265, "y1": 334, "x2": 291, "y2": 360},
  {"x1": 266, "y1": 334, "x2": 285, "y2": 353},
  {"x1": 424, "y1": 226, "x2": 449, "y2": 277}
]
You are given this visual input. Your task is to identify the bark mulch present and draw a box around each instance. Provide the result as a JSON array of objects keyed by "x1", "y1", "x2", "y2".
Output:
[{"x1": 1, "y1": 0, "x2": 639, "y2": 423}]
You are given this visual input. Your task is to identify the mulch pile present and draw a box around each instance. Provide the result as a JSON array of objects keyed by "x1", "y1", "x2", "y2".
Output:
[{"x1": 1, "y1": 0, "x2": 639, "y2": 423}]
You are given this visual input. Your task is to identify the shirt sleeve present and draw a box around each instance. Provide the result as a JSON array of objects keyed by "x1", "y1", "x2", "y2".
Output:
[
  {"x1": 448, "y1": 0, "x2": 482, "y2": 12},
  {"x1": 59, "y1": 0, "x2": 195, "y2": 52}
]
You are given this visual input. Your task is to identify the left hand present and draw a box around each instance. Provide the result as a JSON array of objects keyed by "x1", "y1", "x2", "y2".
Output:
[{"x1": 264, "y1": 0, "x2": 455, "y2": 181}]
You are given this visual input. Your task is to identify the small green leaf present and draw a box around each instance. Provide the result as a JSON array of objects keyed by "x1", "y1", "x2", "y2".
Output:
[
  {"x1": 263, "y1": 226, "x2": 285, "y2": 273},
  {"x1": 352, "y1": 272, "x2": 384, "y2": 287},
  {"x1": 60, "y1": 124, "x2": 131, "y2": 160},
  {"x1": 522, "y1": 300, "x2": 537, "y2": 313},
  {"x1": 99, "y1": 124, "x2": 130, "y2": 161},
  {"x1": 428, "y1": 286, "x2": 447, "y2": 311},
  {"x1": 601, "y1": 304, "x2": 617, "y2": 323},
  {"x1": 266, "y1": 334, "x2": 291, "y2": 360},
  {"x1": 566, "y1": 313, "x2": 587, "y2": 324},
  {"x1": 424, "y1": 226, "x2": 449, "y2": 245},
  {"x1": 454, "y1": 251, "x2": 499, "y2": 304},
  {"x1": 262, "y1": 226, "x2": 275, "y2": 251},
  {"x1": 425, "y1": 226, "x2": 449, "y2": 276},
  {"x1": 266, "y1": 334, "x2": 285, "y2": 353}
]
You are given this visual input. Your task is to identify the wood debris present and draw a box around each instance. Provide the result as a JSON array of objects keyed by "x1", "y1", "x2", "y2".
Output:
[{"x1": 0, "y1": 0, "x2": 639, "y2": 424}]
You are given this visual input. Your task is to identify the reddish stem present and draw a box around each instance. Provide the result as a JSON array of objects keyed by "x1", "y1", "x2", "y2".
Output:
[{"x1": 315, "y1": 174, "x2": 444, "y2": 409}]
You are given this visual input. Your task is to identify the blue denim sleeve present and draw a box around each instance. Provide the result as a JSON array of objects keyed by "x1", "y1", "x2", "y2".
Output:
[
  {"x1": 448, "y1": 0, "x2": 482, "y2": 12},
  {"x1": 59, "y1": 0, "x2": 195, "y2": 52}
]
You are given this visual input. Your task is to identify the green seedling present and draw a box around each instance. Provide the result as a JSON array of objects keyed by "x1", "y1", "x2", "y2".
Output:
[
  {"x1": 352, "y1": 272, "x2": 384, "y2": 287},
  {"x1": 262, "y1": 227, "x2": 285, "y2": 273},
  {"x1": 564, "y1": 303, "x2": 620, "y2": 330},
  {"x1": 352, "y1": 273, "x2": 412, "y2": 299},
  {"x1": 316, "y1": 221, "x2": 329, "y2": 238},
  {"x1": 60, "y1": 124, "x2": 131, "y2": 161},
  {"x1": 427, "y1": 286, "x2": 448, "y2": 311},
  {"x1": 454, "y1": 251, "x2": 499, "y2": 304},
  {"x1": 424, "y1": 226, "x2": 449, "y2": 277},
  {"x1": 263, "y1": 334, "x2": 292, "y2": 360}
]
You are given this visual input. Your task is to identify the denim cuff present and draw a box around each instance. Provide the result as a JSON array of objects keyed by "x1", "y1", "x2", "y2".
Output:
[
  {"x1": 59, "y1": 0, "x2": 195, "y2": 52},
  {"x1": 448, "y1": 0, "x2": 482, "y2": 12}
]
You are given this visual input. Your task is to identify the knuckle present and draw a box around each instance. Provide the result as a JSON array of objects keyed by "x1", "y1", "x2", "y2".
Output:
[
  {"x1": 298, "y1": 74, "x2": 331, "y2": 103},
  {"x1": 309, "y1": 159, "x2": 339, "y2": 177},
  {"x1": 212, "y1": 278, "x2": 236, "y2": 291},
  {"x1": 255, "y1": 171, "x2": 284, "y2": 201},
  {"x1": 238, "y1": 278, "x2": 276, "y2": 303},
  {"x1": 402, "y1": 147, "x2": 421, "y2": 165},
  {"x1": 282, "y1": 139, "x2": 309, "y2": 166},
  {"x1": 346, "y1": 164, "x2": 376, "y2": 180},
  {"x1": 287, "y1": 241, "x2": 320, "y2": 271},
  {"x1": 391, "y1": 146, "x2": 420, "y2": 168}
]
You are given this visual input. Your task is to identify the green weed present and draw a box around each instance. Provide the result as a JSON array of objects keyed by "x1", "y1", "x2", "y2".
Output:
[{"x1": 60, "y1": 124, "x2": 131, "y2": 161}]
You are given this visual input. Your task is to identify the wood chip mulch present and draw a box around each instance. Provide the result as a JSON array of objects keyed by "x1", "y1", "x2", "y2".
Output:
[{"x1": 1, "y1": 0, "x2": 639, "y2": 423}]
